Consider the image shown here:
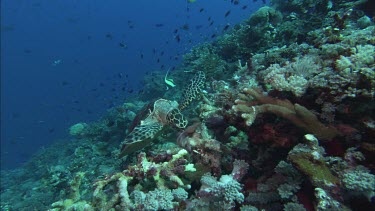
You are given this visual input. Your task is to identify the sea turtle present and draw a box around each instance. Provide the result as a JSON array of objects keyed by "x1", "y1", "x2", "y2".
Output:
[{"x1": 119, "y1": 71, "x2": 206, "y2": 157}]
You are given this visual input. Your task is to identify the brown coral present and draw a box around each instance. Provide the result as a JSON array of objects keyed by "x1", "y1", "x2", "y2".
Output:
[{"x1": 232, "y1": 88, "x2": 340, "y2": 140}]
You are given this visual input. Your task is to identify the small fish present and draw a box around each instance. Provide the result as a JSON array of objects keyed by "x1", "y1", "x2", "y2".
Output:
[
  {"x1": 119, "y1": 42, "x2": 127, "y2": 48},
  {"x1": 128, "y1": 20, "x2": 135, "y2": 29},
  {"x1": 160, "y1": 51, "x2": 164, "y2": 56},
  {"x1": 140, "y1": 53, "x2": 144, "y2": 59},
  {"x1": 223, "y1": 24, "x2": 230, "y2": 31},
  {"x1": 208, "y1": 16, "x2": 211, "y2": 21},
  {"x1": 232, "y1": 0, "x2": 239, "y2": 5},
  {"x1": 224, "y1": 10, "x2": 231, "y2": 17},
  {"x1": 128, "y1": 89, "x2": 134, "y2": 93},
  {"x1": 173, "y1": 29, "x2": 179, "y2": 34},
  {"x1": 155, "y1": 23, "x2": 164, "y2": 27},
  {"x1": 181, "y1": 24, "x2": 189, "y2": 30},
  {"x1": 199, "y1": 8, "x2": 204, "y2": 12},
  {"x1": 195, "y1": 25, "x2": 203, "y2": 29},
  {"x1": 105, "y1": 33, "x2": 113, "y2": 40},
  {"x1": 211, "y1": 34, "x2": 216, "y2": 38},
  {"x1": 209, "y1": 21, "x2": 214, "y2": 26},
  {"x1": 175, "y1": 35, "x2": 181, "y2": 42},
  {"x1": 118, "y1": 73, "x2": 123, "y2": 78},
  {"x1": 61, "y1": 81, "x2": 69, "y2": 86},
  {"x1": 242, "y1": 5, "x2": 248, "y2": 10}
]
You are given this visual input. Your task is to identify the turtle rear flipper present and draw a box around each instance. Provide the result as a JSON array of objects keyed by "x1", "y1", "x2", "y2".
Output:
[{"x1": 119, "y1": 122, "x2": 163, "y2": 158}]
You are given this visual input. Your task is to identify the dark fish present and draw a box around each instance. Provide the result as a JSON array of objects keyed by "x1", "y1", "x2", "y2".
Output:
[
  {"x1": 161, "y1": 65, "x2": 165, "y2": 69},
  {"x1": 209, "y1": 21, "x2": 214, "y2": 26},
  {"x1": 153, "y1": 48, "x2": 156, "y2": 54},
  {"x1": 122, "y1": 87, "x2": 126, "y2": 91},
  {"x1": 208, "y1": 16, "x2": 211, "y2": 21},
  {"x1": 118, "y1": 73, "x2": 123, "y2": 78},
  {"x1": 155, "y1": 23, "x2": 164, "y2": 27},
  {"x1": 211, "y1": 34, "x2": 216, "y2": 38},
  {"x1": 195, "y1": 25, "x2": 203, "y2": 29},
  {"x1": 175, "y1": 35, "x2": 181, "y2": 42},
  {"x1": 128, "y1": 20, "x2": 135, "y2": 29},
  {"x1": 48, "y1": 128, "x2": 55, "y2": 133},
  {"x1": 99, "y1": 82, "x2": 105, "y2": 87},
  {"x1": 224, "y1": 10, "x2": 231, "y2": 17},
  {"x1": 242, "y1": 5, "x2": 248, "y2": 10},
  {"x1": 128, "y1": 89, "x2": 134, "y2": 93},
  {"x1": 61, "y1": 81, "x2": 69, "y2": 86},
  {"x1": 223, "y1": 24, "x2": 230, "y2": 31},
  {"x1": 119, "y1": 42, "x2": 127, "y2": 48},
  {"x1": 24, "y1": 49, "x2": 32, "y2": 54},
  {"x1": 91, "y1": 88, "x2": 98, "y2": 92},
  {"x1": 105, "y1": 33, "x2": 113, "y2": 40},
  {"x1": 140, "y1": 53, "x2": 144, "y2": 59},
  {"x1": 173, "y1": 29, "x2": 178, "y2": 33},
  {"x1": 125, "y1": 74, "x2": 129, "y2": 78},
  {"x1": 181, "y1": 24, "x2": 189, "y2": 30},
  {"x1": 73, "y1": 100, "x2": 79, "y2": 104},
  {"x1": 199, "y1": 8, "x2": 204, "y2": 12},
  {"x1": 232, "y1": 0, "x2": 239, "y2": 5},
  {"x1": 172, "y1": 66, "x2": 176, "y2": 71},
  {"x1": 157, "y1": 58, "x2": 160, "y2": 63},
  {"x1": 262, "y1": 0, "x2": 266, "y2": 4},
  {"x1": 160, "y1": 51, "x2": 164, "y2": 56},
  {"x1": 87, "y1": 35, "x2": 92, "y2": 40}
]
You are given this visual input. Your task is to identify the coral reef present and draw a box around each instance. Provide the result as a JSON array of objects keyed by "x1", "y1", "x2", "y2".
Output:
[{"x1": 1, "y1": 1, "x2": 375, "y2": 210}]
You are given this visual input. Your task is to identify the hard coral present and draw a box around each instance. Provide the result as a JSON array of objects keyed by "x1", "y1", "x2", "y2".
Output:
[{"x1": 233, "y1": 88, "x2": 340, "y2": 140}]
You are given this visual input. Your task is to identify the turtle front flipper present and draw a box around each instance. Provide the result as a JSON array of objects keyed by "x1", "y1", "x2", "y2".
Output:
[{"x1": 119, "y1": 122, "x2": 163, "y2": 158}]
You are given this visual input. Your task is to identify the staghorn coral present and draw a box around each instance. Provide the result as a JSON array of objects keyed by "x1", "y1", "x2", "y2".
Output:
[{"x1": 232, "y1": 88, "x2": 340, "y2": 140}]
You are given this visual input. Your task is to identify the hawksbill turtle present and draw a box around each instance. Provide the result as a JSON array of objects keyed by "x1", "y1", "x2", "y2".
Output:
[{"x1": 119, "y1": 71, "x2": 206, "y2": 157}]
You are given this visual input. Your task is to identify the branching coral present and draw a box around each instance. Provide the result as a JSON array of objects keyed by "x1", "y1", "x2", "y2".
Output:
[{"x1": 232, "y1": 88, "x2": 340, "y2": 140}]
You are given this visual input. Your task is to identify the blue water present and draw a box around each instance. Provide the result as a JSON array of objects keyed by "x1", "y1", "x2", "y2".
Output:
[{"x1": 1, "y1": 0, "x2": 264, "y2": 169}]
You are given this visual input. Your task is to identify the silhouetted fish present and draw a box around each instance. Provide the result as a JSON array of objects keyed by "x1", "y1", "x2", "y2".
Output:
[
  {"x1": 223, "y1": 24, "x2": 230, "y2": 31},
  {"x1": 225, "y1": 10, "x2": 231, "y2": 17},
  {"x1": 199, "y1": 8, "x2": 204, "y2": 12},
  {"x1": 195, "y1": 25, "x2": 203, "y2": 29},
  {"x1": 181, "y1": 24, "x2": 189, "y2": 30},
  {"x1": 155, "y1": 24, "x2": 164, "y2": 27},
  {"x1": 105, "y1": 33, "x2": 113, "y2": 40}
]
